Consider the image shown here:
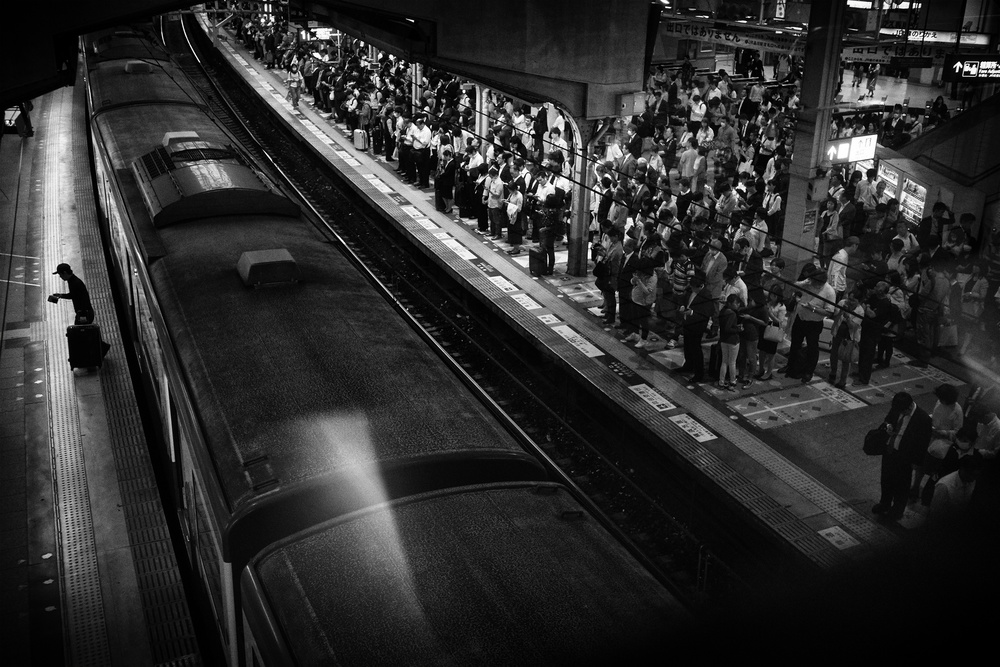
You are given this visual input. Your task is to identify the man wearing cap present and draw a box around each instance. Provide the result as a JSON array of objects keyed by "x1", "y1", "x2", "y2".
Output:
[
  {"x1": 50, "y1": 264, "x2": 111, "y2": 356},
  {"x1": 784, "y1": 264, "x2": 836, "y2": 383},
  {"x1": 51, "y1": 263, "x2": 95, "y2": 324}
]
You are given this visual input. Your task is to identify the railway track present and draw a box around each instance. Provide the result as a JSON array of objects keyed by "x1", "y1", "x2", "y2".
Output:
[{"x1": 149, "y1": 12, "x2": 815, "y2": 609}]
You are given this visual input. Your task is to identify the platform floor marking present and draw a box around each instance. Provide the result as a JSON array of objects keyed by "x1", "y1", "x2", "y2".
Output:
[
  {"x1": 850, "y1": 365, "x2": 936, "y2": 404},
  {"x1": 727, "y1": 381, "x2": 869, "y2": 429}
]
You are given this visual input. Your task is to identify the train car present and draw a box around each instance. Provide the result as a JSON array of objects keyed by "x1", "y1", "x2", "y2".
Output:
[{"x1": 81, "y1": 21, "x2": 688, "y2": 666}]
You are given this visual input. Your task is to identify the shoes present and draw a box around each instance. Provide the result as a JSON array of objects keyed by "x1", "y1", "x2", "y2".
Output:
[
  {"x1": 742, "y1": 379, "x2": 755, "y2": 389},
  {"x1": 543, "y1": 270, "x2": 554, "y2": 275},
  {"x1": 475, "y1": 230, "x2": 488, "y2": 235},
  {"x1": 624, "y1": 333, "x2": 641, "y2": 343},
  {"x1": 871, "y1": 503, "x2": 890, "y2": 515},
  {"x1": 665, "y1": 340, "x2": 677, "y2": 349},
  {"x1": 834, "y1": 382, "x2": 846, "y2": 389},
  {"x1": 635, "y1": 339, "x2": 647, "y2": 349},
  {"x1": 443, "y1": 208, "x2": 453, "y2": 214},
  {"x1": 759, "y1": 373, "x2": 772, "y2": 381},
  {"x1": 728, "y1": 383, "x2": 739, "y2": 393},
  {"x1": 800, "y1": 376, "x2": 812, "y2": 384},
  {"x1": 852, "y1": 380, "x2": 869, "y2": 387},
  {"x1": 785, "y1": 372, "x2": 801, "y2": 379},
  {"x1": 507, "y1": 249, "x2": 522, "y2": 256},
  {"x1": 876, "y1": 362, "x2": 890, "y2": 369},
  {"x1": 777, "y1": 365, "x2": 789, "y2": 373}
]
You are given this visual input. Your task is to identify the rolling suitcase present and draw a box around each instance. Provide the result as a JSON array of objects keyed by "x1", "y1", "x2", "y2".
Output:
[
  {"x1": 353, "y1": 129, "x2": 368, "y2": 150},
  {"x1": 371, "y1": 126, "x2": 383, "y2": 154},
  {"x1": 67, "y1": 324, "x2": 103, "y2": 370},
  {"x1": 529, "y1": 247, "x2": 546, "y2": 277}
]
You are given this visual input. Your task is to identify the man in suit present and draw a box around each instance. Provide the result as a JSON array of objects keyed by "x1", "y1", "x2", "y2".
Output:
[
  {"x1": 617, "y1": 237, "x2": 642, "y2": 342},
  {"x1": 629, "y1": 175, "x2": 652, "y2": 223},
  {"x1": 733, "y1": 237, "x2": 765, "y2": 302},
  {"x1": 837, "y1": 191, "x2": 858, "y2": 238},
  {"x1": 700, "y1": 239, "x2": 728, "y2": 338},
  {"x1": 874, "y1": 391, "x2": 932, "y2": 521},
  {"x1": 679, "y1": 272, "x2": 716, "y2": 382},
  {"x1": 434, "y1": 147, "x2": 457, "y2": 213}
]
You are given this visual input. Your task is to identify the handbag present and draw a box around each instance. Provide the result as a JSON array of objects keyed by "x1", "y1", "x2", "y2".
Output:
[
  {"x1": 863, "y1": 425, "x2": 890, "y2": 456},
  {"x1": 631, "y1": 272, "x2": 657, "y2": 306},
  {"x1": 937, "y1": 321, "x2": 958, "y2": 348},
  {"x1": 762, "y1": 324, "x2": 784, "y2": 342},
  {"x1": 593, "y1": 260, "x2": 609, "y2": 279}
]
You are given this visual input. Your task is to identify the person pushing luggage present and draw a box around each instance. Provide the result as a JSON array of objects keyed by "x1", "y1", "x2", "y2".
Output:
[{"x1": 50, "y1": 263, "x2": 111, "y2": 363}]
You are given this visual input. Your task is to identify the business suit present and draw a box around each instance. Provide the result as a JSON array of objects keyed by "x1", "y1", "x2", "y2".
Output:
[
  {"x1": 601, "y1": 242, "x2": 624, "y2": 324},
  {"x1": 877, "y1": 404, "x2": 932, "y2": 519},
  {"x1": 681, "y1": 286, "x2": 716, "y2": 380},
  {"x1": 700, "y1": 250, "x2": 728, "y2": 301},
  {"x1": 617, "y1": 251, "x2": 641, "y2": 336},
  {"x1": 630, "y1": 184, "x2": 652, "y2": 222},
  {"x1": 434, "y1": 157, "x2": 457, "y2": 211}
]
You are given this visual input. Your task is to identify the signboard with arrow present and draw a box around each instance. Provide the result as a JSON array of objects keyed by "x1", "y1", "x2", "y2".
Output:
[
  {"x1": 824, "y1": 134, "x2": 878, "y2": 165},
  {"x1": 944, "y1": 54, "x2": 1000, "y2": 81}
]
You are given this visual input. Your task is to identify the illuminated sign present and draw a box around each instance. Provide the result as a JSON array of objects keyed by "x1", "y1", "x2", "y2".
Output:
[
  {"x1": 879, "y1": 28, "x2": 991, "y2": 46},
  {"x1": 943, "y1": 55, "x2": 1000, "y2": 81},
  {"x1": 824, "y1": 134, "x2": 877, "y2": 164}
]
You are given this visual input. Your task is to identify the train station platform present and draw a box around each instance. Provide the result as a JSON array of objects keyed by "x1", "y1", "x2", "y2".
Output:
[
  {"x1": 0, "y1": 82, "x2": 201, "y2": 665},
  {"x1": 203, "y1": 19, "x2": 981, "y2": 573}
]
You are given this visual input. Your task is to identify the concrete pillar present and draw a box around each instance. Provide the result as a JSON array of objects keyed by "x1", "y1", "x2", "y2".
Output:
[
  {"x1": 474, "y1": 86, "x2": 490, "y2": 145},
  {"x1": 410, "y1": 63, "x2": 423, "y2": 114},
  {"x1": 782, "y1": 0, "x2": 847, "y2": 271},
  {"x1": 565, "y1": 115, "x2": 599, "y2": 277}
]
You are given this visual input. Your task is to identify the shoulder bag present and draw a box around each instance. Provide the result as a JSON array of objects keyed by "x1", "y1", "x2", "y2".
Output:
[{"x1": 863, "y1": 424, "x2": 890, "y2": 456}]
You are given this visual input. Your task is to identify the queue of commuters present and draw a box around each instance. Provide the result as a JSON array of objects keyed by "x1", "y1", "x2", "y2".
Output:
[{"x1": 235, "y1": 15, "x2": 997, "y2": 387}]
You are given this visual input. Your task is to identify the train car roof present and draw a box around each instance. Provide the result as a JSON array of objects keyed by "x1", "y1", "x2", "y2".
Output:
[
  {"x1": 150, "y1": 215, "x2": 540, "y2": 534},
  {"x1": 88, "y1": 58, "x2": 204, "y2": 116},
  {"x1": 94, "y1": 105, "x2": 232, "y2": 170},
  {"x1": 242, "y1": 483, "x2": 690, "y2": 665}
]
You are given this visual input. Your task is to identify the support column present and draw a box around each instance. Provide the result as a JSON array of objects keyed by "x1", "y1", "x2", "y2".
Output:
[
  {"x1": 783, "y1": 0, "x2": 846, "y2": 271},
  {"x1": 410, "y1": 63, "x2": 423, "y2": 114},
  {"x1": 564, "y1": 115, "x2": 606, "y2": 277},
  {"x1": 475, "y1": 86, "x2": 491, "y2": 143}
]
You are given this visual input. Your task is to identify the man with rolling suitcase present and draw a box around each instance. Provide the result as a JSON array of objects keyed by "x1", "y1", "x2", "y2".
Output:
[{"x1": 50, "y1": 263, "x2": 111, "y2": 368}]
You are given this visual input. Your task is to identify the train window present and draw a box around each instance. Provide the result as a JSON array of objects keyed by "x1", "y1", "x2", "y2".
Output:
[{"x1": 193, "y1": 478, "x2": 226, "y2": 643}]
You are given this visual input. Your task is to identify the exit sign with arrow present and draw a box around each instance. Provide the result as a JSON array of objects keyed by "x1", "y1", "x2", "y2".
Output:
[{"x1": 944, "y1": 54, "x2": 1000, "y2": 81}]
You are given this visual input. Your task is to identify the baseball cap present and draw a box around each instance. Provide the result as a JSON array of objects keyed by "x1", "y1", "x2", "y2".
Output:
[{"x1": 53, "y1": 263, "x2": 71, "y2": 275}]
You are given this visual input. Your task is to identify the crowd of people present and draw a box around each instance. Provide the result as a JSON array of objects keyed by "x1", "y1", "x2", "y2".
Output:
[
  {"x1": 226, "y1": 12, "x2": 1000, "y2": 534},
  {"x1": 874, "y1": 387, "x2": 999, "y2": 529}
]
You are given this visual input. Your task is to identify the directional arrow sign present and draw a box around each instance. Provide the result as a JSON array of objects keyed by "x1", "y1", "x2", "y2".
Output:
[
  {"x1": 828, "y1": 147, "x2": 838, "y2": 161},
  {"x1": 953, "y1": 61, "x2": 963, "y2": 72}
]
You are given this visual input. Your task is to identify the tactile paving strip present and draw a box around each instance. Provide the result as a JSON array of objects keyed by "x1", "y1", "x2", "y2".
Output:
[
  {"x1": 40, "y1": 83, "x2": 200, "y2": 666},
  {"x1": 41, "y1": 88, "x2": 111, "y2": 667},
  {"x1": 69, "y1": 81, "x2": 200, "y2": 665}
]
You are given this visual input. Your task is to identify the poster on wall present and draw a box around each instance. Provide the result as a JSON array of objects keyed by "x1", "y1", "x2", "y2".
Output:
[{"x1": 899, "y1": 177, "x2": 927, "y2": 226}]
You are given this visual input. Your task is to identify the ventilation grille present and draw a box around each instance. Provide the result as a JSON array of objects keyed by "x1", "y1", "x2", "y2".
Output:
[
  {"x1": 140, "y1": 147, "x2": 174, "y2": 180},
  {"x1": 170, "y1": 147, "x2": 235, "y2": 163}
]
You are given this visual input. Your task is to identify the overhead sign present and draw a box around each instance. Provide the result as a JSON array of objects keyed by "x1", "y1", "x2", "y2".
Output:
[
  {"x1": 825, "y1": 134, "x2": 877, "y2": 164},
  {"x1": 661, "y1": 20, "x2": 805, "y2": 57},
  {"x1": 842, "y1": 43, "x2": 952, "y2": 66},
  {"x1": 879, "y1": 28, "x2": 991, "y2": 46},
  {"x1": 890, "y1": 56, "x2": 933, "y2": 68},
  {"x1": 943, "y1": 54, "x2": 1000, "y2": 81}
]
